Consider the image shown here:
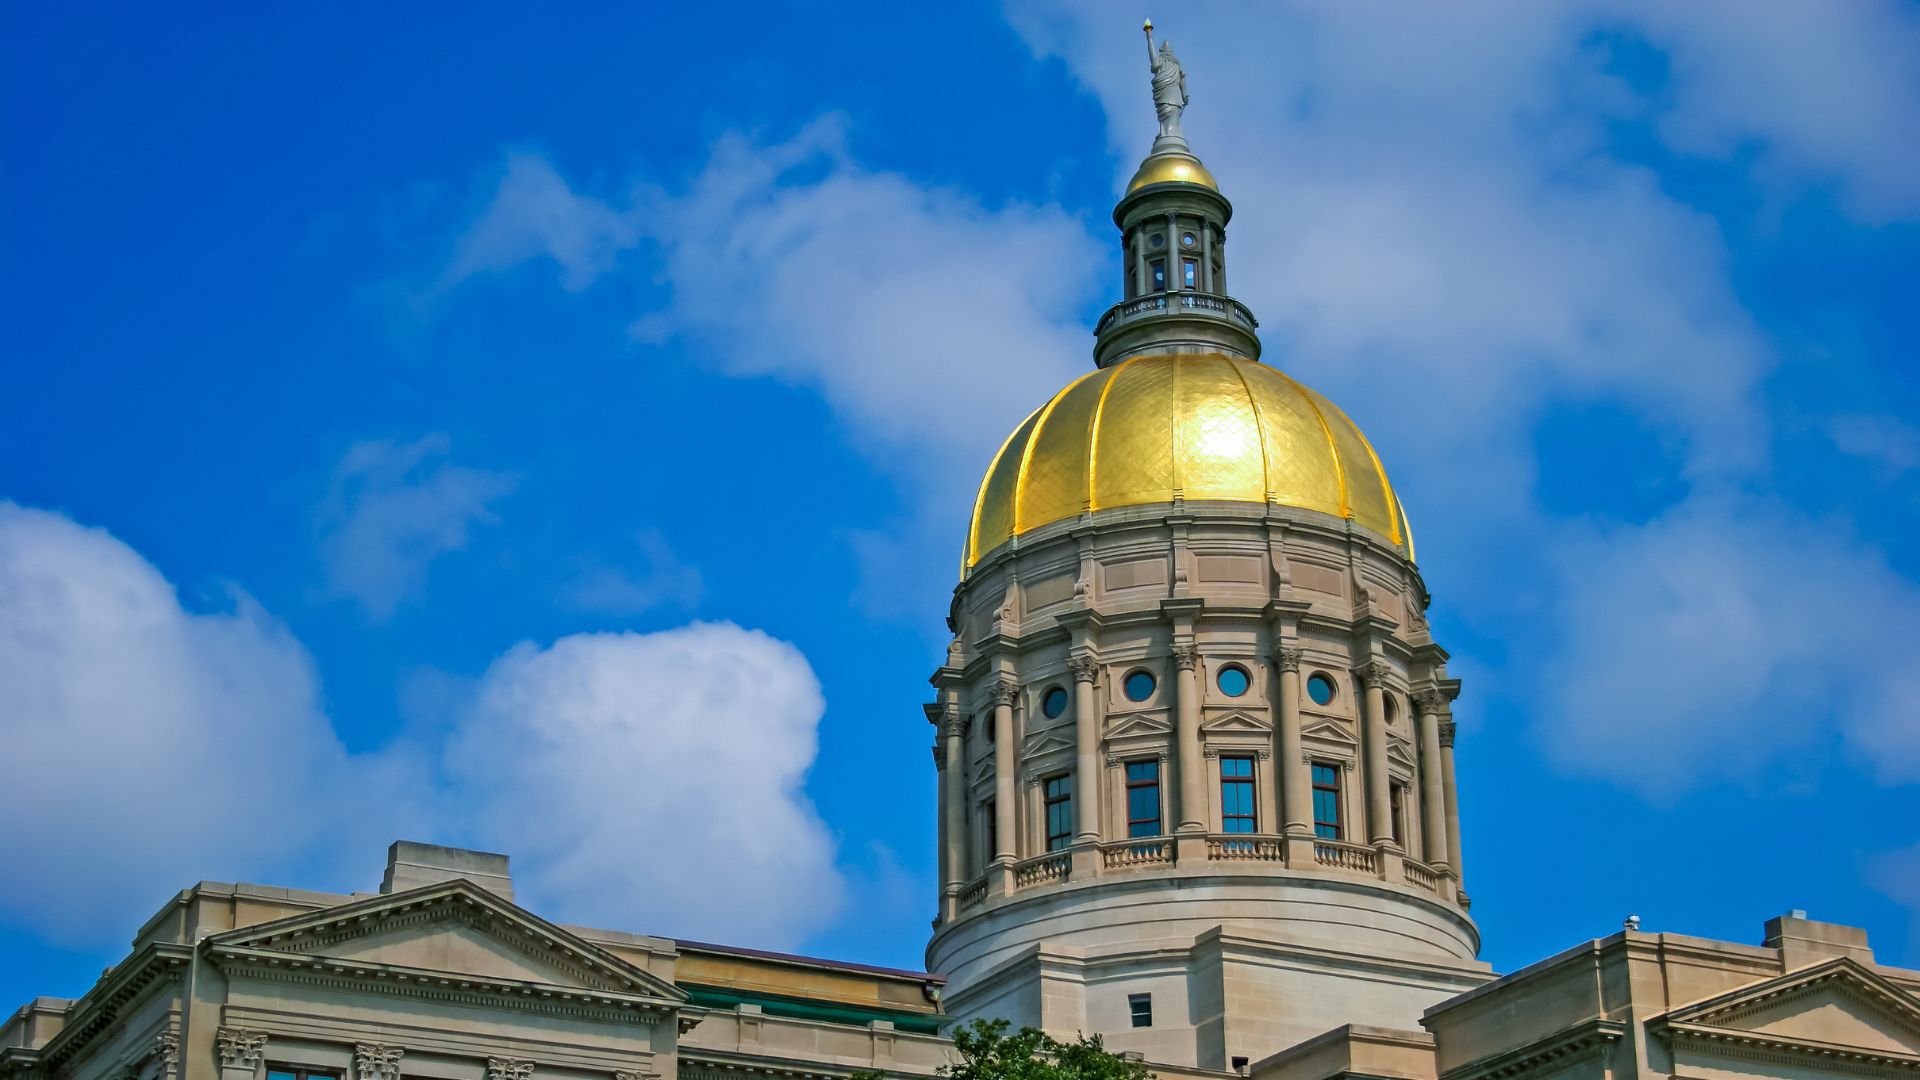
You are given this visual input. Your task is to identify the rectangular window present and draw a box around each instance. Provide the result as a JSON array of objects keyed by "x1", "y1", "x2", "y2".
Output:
[
  {"x1": 1182, "y1": 257, "x2": 1198, "y2": 289},
  {"x1": 1150, "y1": 259, "x2": 1167, "y2": 291},
  {"x1": 1219, "y1": 756, "x2": 1256, "y2": 833},
  {"x1": 984, "y1": 798, "x2": 998, "y2": 862},
  {"x1": 269, "y1": 1069, "x2": 340, "y2": 1080},
  {"x1": 1312, "y1": 763, "x2": 1343, "y2": 840},
  {"x1": 1126, "y1": 761, "x2": 1162, "y2": 838},
  {"x1": 1044, "y1": 775, "x2": 1073, "y2": 852},
  {"x1": 1129, "y1": 992, "x2": 1153, "y2": 1028},
  {"x1": 1390, "y1": 783, "x2": 1407, "y2": 847}
]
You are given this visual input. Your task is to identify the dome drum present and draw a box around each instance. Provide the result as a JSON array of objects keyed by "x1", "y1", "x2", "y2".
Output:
[{"x1": 1093, "y1": 293, "x2": 1261, "y2": 368}]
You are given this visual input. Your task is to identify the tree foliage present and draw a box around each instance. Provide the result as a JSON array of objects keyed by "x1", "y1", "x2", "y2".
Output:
[{"x1": 859, "y1": 1019, "x2": 1153, "y2": 1080}]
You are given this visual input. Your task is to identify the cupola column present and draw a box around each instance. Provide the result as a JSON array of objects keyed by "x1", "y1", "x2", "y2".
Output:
[
  {"x1": 1071, "y1": 654, "x2": 1104, "y2": 848},
  {"x1": 1357, "y1": 662, "x2": 1395, "y2": 847},
  {"x1": 940, "y1": 705, "x2": 967, "y2": 918},
  {"x1": 1274, "y1": 648, "x2": 1313, "y2": 847},
  {"x1": 1413, "y1": 691, "x2": 1450, "y2": 872},
  {"x1": 1439, "y1": 712, "x2": 1467, "y2": 901},
  {"x1": 1172, "y1": 644, "x2": 1207, "y2": 847},
  {"x1": 991, "y1": 678, "x2": 1019, "y2": 881}
]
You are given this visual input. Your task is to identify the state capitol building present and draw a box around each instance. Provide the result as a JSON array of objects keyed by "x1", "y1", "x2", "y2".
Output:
[{"x1": 5, "y1": 30, "x2": 1917, "y2": 1080}]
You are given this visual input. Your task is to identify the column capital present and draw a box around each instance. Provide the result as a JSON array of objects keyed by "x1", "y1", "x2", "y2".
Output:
[
  {"x1": 1069, "y1": 653, "x2": 1101, "y2": 683},
  {"x1": 990, "y1": 677, "x2": 1020, "y2": 706},
  {"x1": 1355, "y1": 660, "x2": 1393, "y2": 688},
  {"x1": 150, "y1": 1033, "x2": 180, "y2": 1080},
  {"x1": 941, "y1": 704, "x2": 965, "y2": 739},
  {"x1": 1413, "y1": 689, "x2": 1449, "y2": 716},
  {"x1": 1275, "y1": 646, "x2": 1304, "y2": 672},
  {"x1": 487, "y1": 1060, "x2": 536, "y2": 1080},
  {"x1": 1171, "y1": 643, "x2": 1200, "y2": 670},
  {"x1": 216, "y1": 1030, "x2": 267, "y2": 1072},
  {"x1": 1439, "y1": 720, "x2": 1458, "y2": 748},
  {"x1": 355, "y1": 1045, "x2": 405, "y2": 1080}
]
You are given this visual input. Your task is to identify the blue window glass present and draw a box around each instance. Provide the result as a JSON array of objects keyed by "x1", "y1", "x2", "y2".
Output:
[
  {"x1": 1042, "y1": 686, "x2": 1069, "y2": 719},
  {"x1": 1307, "y1": 673, "x2": 1336, "y2": 706},
  {"x1": 1220, "y1": 756, "x2": 1256, "y2": 833},
  {"x1": 1124, "y1": 671, "x2": 1156, "y2": 702},
  {"x1": 1182, "y1": 257, "x2": 1198, "y2": 289},
  {"x1": 1125, "y1": 761, "x2": 1161, "y2": 837},
  {"x1": 1044, "y1": 775, "x2": 1073, "y2": 852},
  {"x1": 1217, "y1": 664, "x2": 1249, "y2": 697},
  {"x1": 1150, "y1": 260, "x2": 1167, "y2": 290},
  {"x1": 1312, "y1": 763, "x2": 1343, "y2": 840}
]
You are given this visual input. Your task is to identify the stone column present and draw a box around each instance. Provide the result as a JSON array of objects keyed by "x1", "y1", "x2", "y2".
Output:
[
  {"x1": 1274, "y1": 647, "x2": 1315, "y2": 865},
  {"x1": 1357, "y1": 661, "x2": 1394, "y2": 847},
  {"x1": 1414, "y1": 691, "x2": 1451, "y2": 872},
  {"x1": 1440, "y1": 717, "x2": 1466, "y2": 903},
  {"x1": 1069, "y1": 654, "x2": 1104, "y2": 875},
  {"x1": 1172, "y1": 644, "x2": 1207, "y2": 861},
  {"x1": 355, "y1": 1045, "x2": 405, "y2": 1080},
  {"x1": 940, "y1": 704, "x2": 966, "y2": 919},
  {"x1": 216, "y1": 1030, "x2": 266, "y2": 1080},
  {"x1": 991, "y1": 677, "x2": 1019, "y2": 893}
]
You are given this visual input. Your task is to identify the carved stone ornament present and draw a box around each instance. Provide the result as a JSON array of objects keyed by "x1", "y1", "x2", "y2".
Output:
[
  {"x1": 1171, "y1": 644, "x2": 1200, "y2": 670},
  {"x1": 355, "y1": 1045, "x2": 405, "y2": 1080},
  {"x1": 613, "y1": 1072, "x2": 658, "y2": 1080},
  {"x1": 487, "y1": 1060, "x2": 536, "y2": 1080},
  {"x1": 150, "y1": 1033, "x2": 180, "y2": 1080},
  {"x1": 941, "y1": 705, "x2": 965, "y2": 740},
  {"x1": 1276, "y1": 647, "x2": 1304, "y2": 673},
  {"x1": 990, "y1": 678, "x2": 1020, "y2": 706},
  {"x1": 216, "y1": 1029, "x2": 266, "y2": 1072},
  {"x1": 1069, "y1": 654, "x2": 1101, "y2": 683},
  {"x1": 1439, "y1": 720, "x2": 1458, "y2": 749},
  {"x1": 1355, "y1": 661, "x2": 1393, "y2": 688},
  {"x1": 1413, "y1": 690, "x2": 1448, "y2": 716}
]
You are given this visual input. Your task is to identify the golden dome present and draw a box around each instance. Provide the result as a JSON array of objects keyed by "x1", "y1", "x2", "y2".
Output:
[
  {"x1": 966, "y1": 353, "x2": 1412, "y2": 568},
  {"x1": 1126, "y1": 151, "x2": 1218, "y2": 193}
]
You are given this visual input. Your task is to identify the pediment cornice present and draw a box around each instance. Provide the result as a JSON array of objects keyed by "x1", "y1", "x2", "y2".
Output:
[
  {"x1": 1651, "y1": 958, "x2": 1920, "y2": 1072},
  {"x1": 206, "y1": 879, "x2": 686, "y2": 1004}
]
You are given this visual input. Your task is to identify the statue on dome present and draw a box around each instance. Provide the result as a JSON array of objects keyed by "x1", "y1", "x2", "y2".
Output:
[{"x1": 1143, "y1": 20, "x2": 1188, "y2": 142}]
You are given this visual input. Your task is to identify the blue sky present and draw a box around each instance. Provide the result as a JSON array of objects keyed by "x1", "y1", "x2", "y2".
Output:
[{"x1": 4, "y1": 2, "x2": 1919, "y2": 1010}]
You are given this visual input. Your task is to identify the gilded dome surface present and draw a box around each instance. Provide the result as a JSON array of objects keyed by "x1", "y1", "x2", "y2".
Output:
[
  {"x1": 966, "y1": 353, "x2": 1412, "y2": 568},
  {"x1": 1126, "y1": 150, "x2": 1218, "y2": 193}
]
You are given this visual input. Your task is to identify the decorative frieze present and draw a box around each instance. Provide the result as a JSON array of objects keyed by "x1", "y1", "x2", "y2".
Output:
[
  {"x1": 354, "y1": 1045, "x2": 404, "y2": 1080},
  {"x1": 215, "y1": 1029, "x2": 266, "y2": 1073}
]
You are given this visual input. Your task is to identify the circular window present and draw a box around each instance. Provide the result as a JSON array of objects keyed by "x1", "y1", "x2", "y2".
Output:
[
  {"x1": 1216, "y1": 664, "x2": 1250, "y2": 697},
  {"x1": 1181, "y1": 231, "x2": 1196, "y2": 247},
  {"x1": 1150, "y1": 233, "x2": 1166, "y2": 248},
  {"x1": 1041, "y1": 686, "x2": 1069, "y2": 719},
  {"x1": 1124, "y1": 670, "x2": 1157, "y2": 702},
  {"x1": 1307, "y1": 673, "x2": 1336, "y2": 706}
]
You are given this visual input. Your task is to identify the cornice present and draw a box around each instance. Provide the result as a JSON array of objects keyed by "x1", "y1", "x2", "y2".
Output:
[
  {"x1": 35, "y1": 943, "x2": 191, "y2": 1070},
  {"x1": 1438, "y1": 1018, "x2": 1626, "y2": 1080},
  {"x1": 206, "y1": 944, "x2": 668, "y2": 1025}
]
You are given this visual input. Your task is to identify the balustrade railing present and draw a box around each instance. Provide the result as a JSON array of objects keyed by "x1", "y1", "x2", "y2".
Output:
[
  {"x1": 1402, "y1": 858, "x2": 1440, "y2": 893},
  {"x1": 1206, "y1": 834, "x2": 1285, "y2": 862},
  {"x1": 1313, "y1": 838, "x2": 1377, "y2": 874},
  {"x1": 1093, "y1": 291, "x2": 1258, "y2": 336},
  {"x1": 958, "y1": 876, "x2": 988, "y2": 911},
  {"x1": 1014, "y1": 851, "x2": 1072, "y2": 888},
  {"x1": 1102, "y1": 838, "x2": 1174, "y2": 869}
]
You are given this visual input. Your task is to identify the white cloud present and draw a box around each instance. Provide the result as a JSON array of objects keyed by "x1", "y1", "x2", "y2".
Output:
[
  {"x1": 0, "y1": 503, "x2": 363, "y2": 941},
  {"x1": 1828, "y1": 414, "x2": 1920, "y2": 475},
  {"x1": 317, "y1": 434, "x2": 516, "y2": 619},
  {"x1": 0, "y1": 503, "x2": 842, "y2": 952},
  {"x1": 443, "y1": 153, "x2": 640, "y2": 292},
  {"x1": 561, "y1": 530, "x2": 705, "y2": 616},
  {"x1": 440, "y1": 622, "x2": 842, "y2": 945},
  {"x1": 1537, "y1": 495, "x2": 1920, "y2": 796},
  {"x1": 1872, "y1": 843, "x2": 1920, "y2": 937}
]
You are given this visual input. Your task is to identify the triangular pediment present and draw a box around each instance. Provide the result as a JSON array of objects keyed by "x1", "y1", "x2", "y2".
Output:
[
  {"x1": 1107, "y1": 711, "x2": 1171, "y2": 738},
  {"x1": 208, "y1": 878, "x2": 685, "y2": 1003},
  {"x1": 1659, "y1": 958, "x2": 1920, "y2": 1061},
  {"x1": 1201, "y1": 710, "x2": 1270, "y2": 734},
  {"x1": 1301, "y1": 718, "x2": 1357, "y2": 746},
  {"x1": 1023, "y1": 731, "x2": 1075, "y2": 757},
  {"x1": 1387, "y1": 738, "x2": 1417, "y2": 767}
]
